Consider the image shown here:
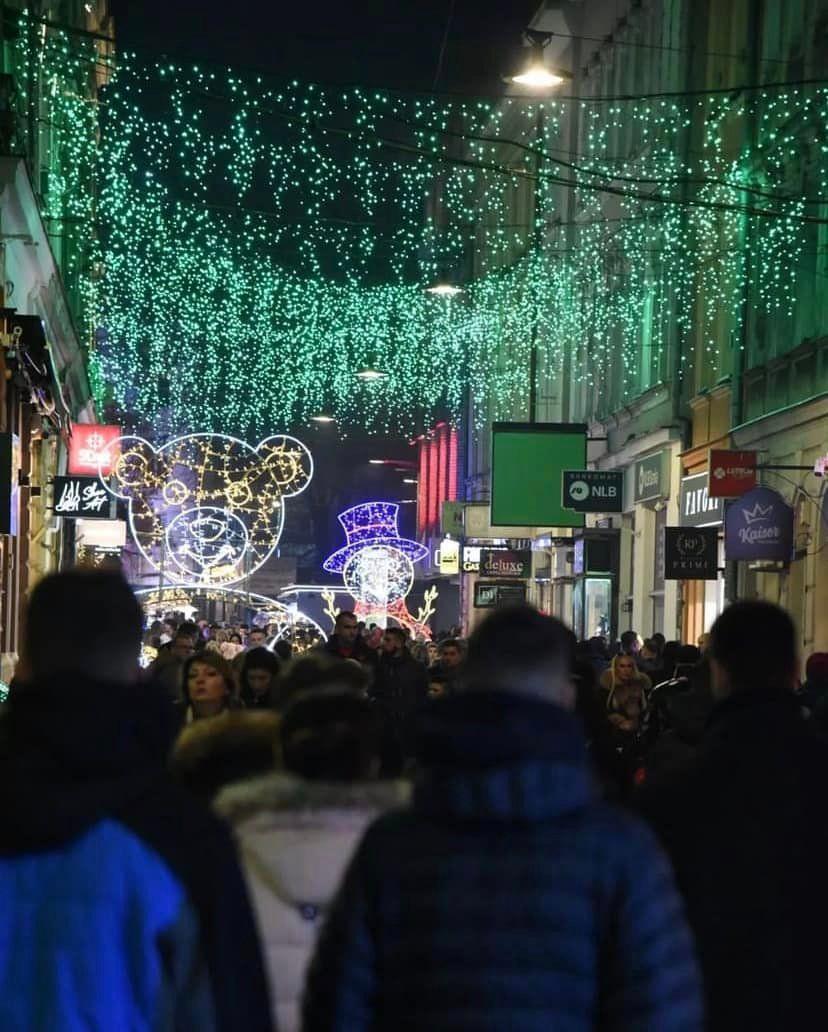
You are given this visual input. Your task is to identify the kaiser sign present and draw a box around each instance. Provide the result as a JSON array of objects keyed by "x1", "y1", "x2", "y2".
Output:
[{"x1": 724, "y1": 486, "x2": 794, "y2": 562}]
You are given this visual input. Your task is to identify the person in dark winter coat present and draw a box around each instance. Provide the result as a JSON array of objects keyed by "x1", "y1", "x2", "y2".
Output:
[
  {"x1": 0, "y1": 569, "x2": 273, "y2": 1032},
  {"x1": 239, "y1": 646, "x2": 281, "y2": 709},
  {"x1": 427, "y1": 637, "x2": 464, "y2": 696},
  {"x1": 303, "y1": 605, "x2": 702, "y2": 1032},
  {"x1": 321, "y1": 610, "x2": 377, "y2": 666},
  {"x1": 369, "y1": 626, "x2": 429, "y2": 758},
  {"x1": 638, "y1": 600, "x2": 828, "y2": 1032}
]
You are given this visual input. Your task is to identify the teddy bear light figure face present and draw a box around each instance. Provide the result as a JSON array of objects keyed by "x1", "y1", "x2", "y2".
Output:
[{"x1": 102, "y1": 433, "x2": 313, "y2": 586}]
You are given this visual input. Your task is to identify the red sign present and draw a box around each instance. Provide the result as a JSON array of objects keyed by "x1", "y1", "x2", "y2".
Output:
[
  {"x1": 68, "y1": 424, "x2": 121, "y2": 477},
  {"x1": 708, "y1": 449, "x2": 757, "y2": 498}
]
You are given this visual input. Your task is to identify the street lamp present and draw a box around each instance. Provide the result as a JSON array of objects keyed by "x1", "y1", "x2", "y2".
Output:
[
  {"x1": 355, "y1": 368, "x2": 388, "y2": 382},
  {"x1": 507, "y1": 31, "x2": 571, "y2": 90},
  {"x1": 425, "y1": 279, "x2": 464, "y2": 298},
  {"x1": 311, "y1": 414, "x2": 336, "y2": 423}
]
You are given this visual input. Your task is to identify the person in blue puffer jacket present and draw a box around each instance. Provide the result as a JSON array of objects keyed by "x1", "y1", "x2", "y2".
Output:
[
  {"x1": 303, "y1": 605, "x2": 702, "y2": 1032},
  {"x1": 0, "y1": 569, "x2": 273, "y2": 1032}
]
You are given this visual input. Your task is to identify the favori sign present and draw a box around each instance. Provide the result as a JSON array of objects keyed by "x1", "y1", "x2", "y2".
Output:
[
  {"x1": 68, "y1": 424, "x2": 121, "y2": 477},
  {"x1": 724, "y1": 486, "x2": 794, "y2": 562}
]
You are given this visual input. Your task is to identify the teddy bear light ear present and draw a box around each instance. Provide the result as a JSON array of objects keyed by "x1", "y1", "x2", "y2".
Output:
[
  {"x1": 106, "y1": 435, "x2": 164, "y2": 501},
  {"x1": 256, "y1": 435, "x2": 314, "y2": 499}
]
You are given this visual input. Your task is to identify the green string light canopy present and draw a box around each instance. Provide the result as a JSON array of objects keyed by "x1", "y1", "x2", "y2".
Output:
[{"x1": 9, "y1": 12, "x2": 828, "y2": 437}]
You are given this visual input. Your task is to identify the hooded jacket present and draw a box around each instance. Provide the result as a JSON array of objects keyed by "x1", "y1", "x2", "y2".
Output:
[
  {"x1": 0, "y1": 675, "x2": 273, "y2": 1032},
  {"x1": 215, "y1": 773, "x2": 409, "y2": 1032},
  {"x1": 303, "y1": 691, "x2": 702, "y2": 1032}
]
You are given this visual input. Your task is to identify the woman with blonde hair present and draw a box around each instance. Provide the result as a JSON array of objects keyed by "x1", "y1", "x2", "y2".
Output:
[{"x1": 599, "y1": 653, "x2": 652, "y2": 733}]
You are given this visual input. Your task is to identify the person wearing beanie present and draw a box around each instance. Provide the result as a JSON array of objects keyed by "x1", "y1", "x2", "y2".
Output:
[{"x1": 215, "y1": 692, "x2": 408, "y2": 1032}]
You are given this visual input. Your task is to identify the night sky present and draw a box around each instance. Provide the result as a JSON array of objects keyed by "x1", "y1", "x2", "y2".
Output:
[
  {"x1": 109, "y1": 0, "x2": 539, "y2": 95},
  {"x1": 106, "y1": 1, "x2": 538, "y2": 562}
]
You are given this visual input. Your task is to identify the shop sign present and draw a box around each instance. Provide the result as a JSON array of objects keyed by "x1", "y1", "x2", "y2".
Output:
[
  {"x1": 0, "y1": 433, "x2": 20, "y2": 536},
  {"x1": 474, "y1": 581, "x2": 528, "y2": 609},
  {"x1": 562, "y1": 469, "x2": 624, "y2": 513},
  {"x1": 680, "y1": 472, "x2": 724, "y2": 528},
  {"x1": 664, "y1": 527, "x2": 720, "y2": 580},
  {"x1": 440, "y1": 501, "x2": 465, "y2": 535},
  {"x1": 634, "y1": 451, "x2": 666, "y2": 503},
  {"x1": 68, "y1": 424, "x2": 121, "y2": 477},
  {"x1": 462, "y1": 545, "x2": 481, "y2": 573},
  {"x1": 724, "y1": 486, "x2": 794, "y2": 562},
  {"x1": 437, "y1": 537, "x2": 460, "y2": 575},
  {"x1": 708, "y1": 449, "x2": 757, "y2": 498},
  {"x1": 76, "y1": 519, "x2": 127, "y2": 548},
  {"x1": 480, "y1": 548, "x2": 531, "y2": 579},
  {"x1": 53, "y1": 475, "x2": 113, "y2": 520},
  {"x1": 491, "y1": 423, "x2": 586, "y2": 528}
]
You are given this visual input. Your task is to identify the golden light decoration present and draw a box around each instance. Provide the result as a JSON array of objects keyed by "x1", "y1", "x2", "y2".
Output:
[{"x1": 102, "y1": 432, "x2": 313, "y2": 587}]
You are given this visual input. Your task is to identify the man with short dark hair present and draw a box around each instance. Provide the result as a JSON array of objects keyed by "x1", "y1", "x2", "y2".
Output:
[
  {"x1": 248, "y1": 627, "x2": 267, "y2": 649},
  {"x1": 619, "y1": 629, "x2": 640, "y2": 655},
  {"x1": 0, "y1": 569, "x2": 273, "y2": 1031},
  {"x1": 428, "y1": 637, "x2": 464, "y2": 696},
  {"x1": 304, "y1": 605, "x2": 701, "y2": 1031},
  {"x1": 322, "y1": 610, "x2": 375, "y2": 665},
  {"x1": 640, "y1": 600, "x2": 828, "y2": 1031}
]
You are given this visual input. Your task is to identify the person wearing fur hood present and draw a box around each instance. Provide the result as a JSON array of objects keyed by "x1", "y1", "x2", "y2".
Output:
[{"x1": 214, "y1": 692, "x2": 409, "y2": 1032}]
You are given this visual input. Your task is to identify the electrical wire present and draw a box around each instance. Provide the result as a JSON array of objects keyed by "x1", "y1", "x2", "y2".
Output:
[
  {"x1": 8, "y1": 6, "x2": 828, "y2": 106},
  {"x1": 431, "y1": 0, "x2": 456, "y2": 92}
]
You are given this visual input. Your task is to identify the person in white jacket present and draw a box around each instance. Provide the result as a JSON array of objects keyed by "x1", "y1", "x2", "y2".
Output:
[{"x1": 214, "y1": 691, "x2": 409, "y2": 1032}]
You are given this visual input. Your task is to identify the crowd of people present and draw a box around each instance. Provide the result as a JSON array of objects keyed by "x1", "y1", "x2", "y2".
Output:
[{"x1": 1, "y1": 567, "x2": 827, "y2": 1029}]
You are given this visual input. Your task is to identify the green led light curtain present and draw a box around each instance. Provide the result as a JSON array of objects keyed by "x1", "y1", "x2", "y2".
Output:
[{"x1": 9, "y1": 11, "x2": 828, "y2": 437}]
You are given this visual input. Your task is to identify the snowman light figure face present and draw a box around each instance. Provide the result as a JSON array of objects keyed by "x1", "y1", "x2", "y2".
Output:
[{"x1": 344, "y1": 545, "x2": 414, "y2": 616}]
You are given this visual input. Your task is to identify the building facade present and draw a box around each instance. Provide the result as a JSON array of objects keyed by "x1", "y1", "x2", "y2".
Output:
[
  {"x1": 0, "y1": 2, "x2": 112, "y2": 670},
  {"x1": 461, "y1": 0, "x2": 828, "y2": 653}
]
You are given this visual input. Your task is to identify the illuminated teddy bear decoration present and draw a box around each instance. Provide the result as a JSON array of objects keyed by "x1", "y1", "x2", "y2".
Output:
[{"x1": 101, "y1": 433, "x2": 313, "y2": 586}]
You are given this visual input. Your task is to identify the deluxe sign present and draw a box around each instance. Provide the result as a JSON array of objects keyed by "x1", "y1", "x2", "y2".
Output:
[
  {"x1": 708, "y1": 449, "x2": 757, "y2": 498},
  {"x1": 480, "y1": 548, "x2": 531, "y2": 579},
  {"x1": 53, "y1": 476, "x2": 113, "y2": 519},
  {"x1": 562, "y1": 470, "x2": 624, "y2": 513},
  {"x1": 68, "y1": 424, "x2": 121, "y2": 477},
  {"x1": 724, "y1": 486, "x2": 794, "y2": 562},
  {"x1": 664, "y1": 527, "x2": 720, "y2": 580}
]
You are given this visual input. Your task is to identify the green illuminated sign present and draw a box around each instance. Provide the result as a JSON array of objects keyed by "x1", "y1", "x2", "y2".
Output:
[{"x1": 491, "y1": 423, "x2": 587, "y2": 528}]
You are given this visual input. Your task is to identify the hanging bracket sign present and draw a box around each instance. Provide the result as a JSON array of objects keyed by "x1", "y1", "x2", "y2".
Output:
[{"x1": 562, "y1": 470, "x2": 624, "y2": 513}]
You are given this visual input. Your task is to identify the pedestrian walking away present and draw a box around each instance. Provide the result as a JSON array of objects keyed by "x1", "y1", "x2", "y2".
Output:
[{"x1": 304, "y1": 605, "x2": 702, "y2": 1032}]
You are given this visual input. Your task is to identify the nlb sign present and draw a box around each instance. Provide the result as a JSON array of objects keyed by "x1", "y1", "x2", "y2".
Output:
[
  {"x1": 708, "y1": 449, "x2": 757, "y2": 498},
  {"x1": 562, "y1": 470, "x2": 624, "y2": 513},
  {"x1": 724, "y1": 486, "x2": 794, "y2": 562},
  {"x1": 68, "y1": 424, "x2": 121, "y2": 477}
]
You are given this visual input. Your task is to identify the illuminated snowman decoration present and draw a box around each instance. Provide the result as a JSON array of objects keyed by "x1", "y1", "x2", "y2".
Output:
[{"x1": 324, "y1": 502, "x2": 430, "y2": 635}]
